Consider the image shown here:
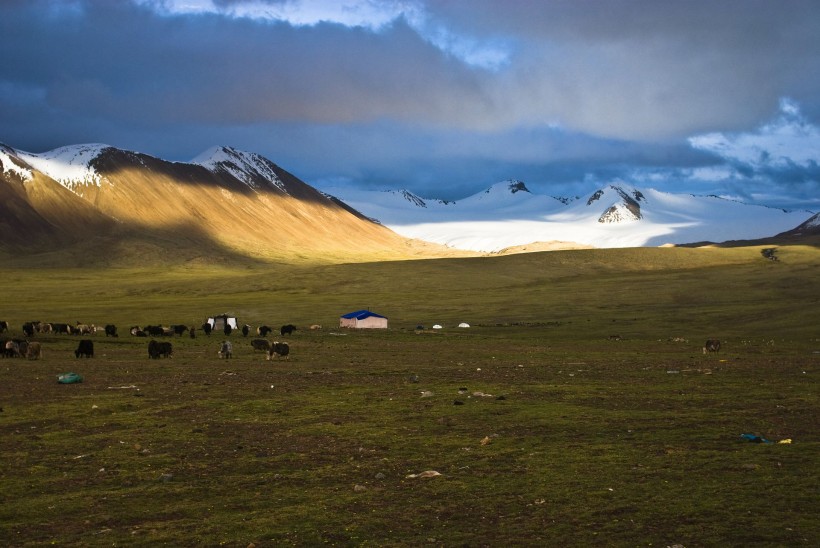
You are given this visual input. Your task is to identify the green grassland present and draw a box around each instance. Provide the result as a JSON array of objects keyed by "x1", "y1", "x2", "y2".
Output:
[{"x1": 1, "y1": 244, "x2": 818, "y2": 546}]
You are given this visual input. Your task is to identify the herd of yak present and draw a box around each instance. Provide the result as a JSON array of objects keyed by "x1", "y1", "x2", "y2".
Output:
[
  {"x1": 0, "y1": 320, "x2": 294, "y2": 361},
  {"x1": 1, "y1": 320, "x2": 722, "y2": 361}
]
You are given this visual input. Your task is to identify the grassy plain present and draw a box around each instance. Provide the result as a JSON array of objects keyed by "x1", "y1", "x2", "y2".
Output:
[{"x1": 1, "y1": 244, "x2": 818, "y2": 546}]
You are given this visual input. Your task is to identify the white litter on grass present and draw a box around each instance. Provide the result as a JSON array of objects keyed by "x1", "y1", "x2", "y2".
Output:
[{"x1": 406, "y1": 470, "x2": 442, "y2": 479}]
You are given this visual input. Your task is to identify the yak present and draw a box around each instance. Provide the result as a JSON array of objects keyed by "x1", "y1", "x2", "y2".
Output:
[
  {"x1": 75, "y1": 339, "x2": 94, "y2": 358},
  {"x1": 148, "y1": 339, "x2": 173, "y2": 359},
  {"x1": 703, "y1": 339, "x2": 721, "y2": 354},
  {"x1": 266, "y1": 342, "x2": 290, "y2": 360},
  {"x1": 251, "y1": 339, "x2": 271, "y2": 352}
]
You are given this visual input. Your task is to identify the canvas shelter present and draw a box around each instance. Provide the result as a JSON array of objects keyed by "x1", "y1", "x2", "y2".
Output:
[
  {"x1": 207, "y1": 314, "x2": 239, "y2": 331},
  {"x1": 339, "y1": 310, "x2": 388, "y2": 329}
]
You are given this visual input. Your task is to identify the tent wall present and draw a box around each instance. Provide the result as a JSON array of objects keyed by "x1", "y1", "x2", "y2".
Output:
[
  {"x1": 339, "y1": 317, "x2": 358, "y2": 328},
  {"x1": 356, "y1": 316, "x2": 388, "y2": 329},
  {"x1": 207, "y1": 316, "x2": 239, "y2": 330}
]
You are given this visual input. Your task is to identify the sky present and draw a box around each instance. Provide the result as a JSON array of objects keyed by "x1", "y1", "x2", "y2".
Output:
[{"x1": 1, "y1": 0, "x2": 819, "y2": 210}]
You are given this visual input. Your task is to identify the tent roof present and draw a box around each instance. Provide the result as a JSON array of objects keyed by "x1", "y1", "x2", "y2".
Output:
[{"x1": 341, "y1": 310, "x2": 387, "y2": 320}]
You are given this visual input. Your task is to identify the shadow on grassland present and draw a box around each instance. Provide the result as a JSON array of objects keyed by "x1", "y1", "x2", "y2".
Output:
[{"x1": 0, "y1": 220, "x2": 273, "y2": 269}]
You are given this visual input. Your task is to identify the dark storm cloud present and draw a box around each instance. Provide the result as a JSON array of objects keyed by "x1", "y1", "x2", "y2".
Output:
[
  {"x1": 1, "y1": 0, "x2": 818, "y2": 206},
  {"x1": 1, "y1": 1, "x2": 489, "y2": 133},
  {"x1": 425, "y1": 0, "x2": 820, "y2": 139}
]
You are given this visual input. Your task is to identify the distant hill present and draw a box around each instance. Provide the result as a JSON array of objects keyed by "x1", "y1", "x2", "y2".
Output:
[
  {"x1": 322, "y1": 180, "x2": 817, "y2": 252},
  {"x1": 0, "y1": 143, "x2": 466, "y2": 266}
]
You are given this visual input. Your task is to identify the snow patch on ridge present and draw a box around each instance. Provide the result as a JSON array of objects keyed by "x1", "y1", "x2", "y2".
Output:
[
  {"x1": 0, "y1": 145, "x2": 33, "y2": 182},
  {"x1": 15, "y1": 144, "x2": 110, "y2": 190}
]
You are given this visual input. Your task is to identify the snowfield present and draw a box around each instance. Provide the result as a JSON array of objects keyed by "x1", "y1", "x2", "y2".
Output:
[{"x1": 322, "y1": 182, "x2": 815, "y2": 251}]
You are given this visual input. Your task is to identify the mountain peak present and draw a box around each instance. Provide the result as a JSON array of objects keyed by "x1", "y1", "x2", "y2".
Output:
[
  {"x1": 584, "y1": 184, "x2": 644, "y2": 223},
  {"x1": 487, "y1": 179, "x2": 530, "y2": 194},
  {"x1": 508, "y1": 180, "x2": 530, "y2": 194},
  {"x1": 469, "y1": 180, "x2": 532, "y2": 203},
  {"x1": 392, "y1": 189, "x2": 428, "y2": 208},
  {"x1": 191, "y1": 146, "x2": 286, "y2": 193}
]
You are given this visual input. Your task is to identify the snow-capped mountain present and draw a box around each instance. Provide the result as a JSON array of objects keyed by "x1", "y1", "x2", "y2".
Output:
[
  {"x1": 1, "y1": 142, "x2": 444, "y2": 263},
  {"x1": 322, "y1": 180, "x2": 815, "y2": 251}
]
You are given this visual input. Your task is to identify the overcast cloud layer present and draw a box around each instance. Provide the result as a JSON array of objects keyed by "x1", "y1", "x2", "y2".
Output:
[{"x1": 1, "y1": 0, "x2": 819, "y2": 209}]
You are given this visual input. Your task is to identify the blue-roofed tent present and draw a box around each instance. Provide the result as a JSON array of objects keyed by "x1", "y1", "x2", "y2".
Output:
[{"x1": 340, "y1": 309, "x2": 388, "y2": 329}]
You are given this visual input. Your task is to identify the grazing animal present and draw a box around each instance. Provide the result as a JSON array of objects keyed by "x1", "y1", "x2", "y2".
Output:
[
  {"x1": 22, "y1": 322, "x2": 35, "y2": 337},
  {"x1": 104, "y1": 324, "x2": 118, "y2": 337},
  {"x1": 189, "y1": 326, "x2": 196, "y2": 339},
  {"x1": 309, "y1": 324, "x2": 322, "y2": 330},
  {"x1": 257, "y1": 325, "x2": 273, "y2": 337},
  {"x1": 17, "y1": 340, "x2": 29, "y2": 357},
  {"x1": 703, "y1": 339, "x2": 721, "y2": 354},
  {"x1": 75, "y1": 323, "x2": 93, "y2": 335},
  {"x1": 201, "y1": 322, "x2": 213, "y2": 336},
  {"x1": 608, "y1": 334, "x2": 621, "y2": 341},
  {"x1": 0, "y1": 321, "x2": 7, "y2": 333},
  {"x1": 75, "y1": 339, "x2": 94, "y2": 358},
  {"x1": 148, "y1": 340, "x2": 173, "y2": 359},
  {"x1": 51, "y1": 323, "x2": 71, "y2": 335},
  {"x1": 267, "y1": 341, "x2": 290, "y2": 360},
  {"x1": 218, "y1": 340, "x2": 233, "y2": 359},
  {"x1": 280, "y1": 324, "x2": 297, "y2": 336},
  {"x1": 171, "y1": 324, "x2": 189, "y2": 336},
  {"x1": 223, "y1": 324, "x2": 233, "y2": 336},
  {"x1": 143, "y1": 325, "x2": 156, "y2": 335},
  {"x1": 241, "y1": 324, "x2": 250, "y2": 337},
  {"x1": 251, "y1": 339, "x2": 271, "y2": 352},
  {"x1": 26, "y1": 342, "x2": 43, "y2": 360},
  {"x1": 3, "y1": 340, "x2": 20, "y2": 358},
  {"x1": 144, "y1": 325, "x2": 166, "y2": 337}
]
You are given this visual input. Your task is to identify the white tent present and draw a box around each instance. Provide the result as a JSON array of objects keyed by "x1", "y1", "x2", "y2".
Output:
[{"x1": 207, "y1": 314, "x2": 239, "y2": 331}]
